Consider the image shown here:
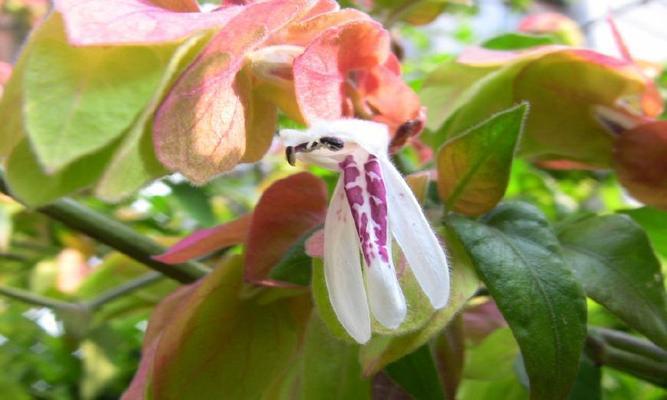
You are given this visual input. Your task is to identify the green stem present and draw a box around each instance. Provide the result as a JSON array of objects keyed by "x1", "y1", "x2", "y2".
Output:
[
  {"x1": 0, "y1": 285, "x2": 79, "y2": 311},
  {"x1": 86, "y1": 272, "x2": 164, "y2": 310},
  {"x1": 586, "y1": 330, "x2": 667, "y2": 388},
  {"x1": 594, "y1": 327, "x2": 667, "y2": 363},
  {"x1": 0, "y1": 173, "x2": 208, "y2": 283}
]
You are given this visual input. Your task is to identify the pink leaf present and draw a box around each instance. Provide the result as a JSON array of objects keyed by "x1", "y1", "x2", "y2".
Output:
[
  {"x1": 245, "y1": 172, "x2": 328, "y2": 286},
  {"x1": 154, "y1": 214, "x2": 251, "y2": 264},
  {"x1": 153, "y1": 0, "x2": 305, "y2": 183},
  {"x1": 55, "y1": 0, "x2": 244, "y2": 45}
]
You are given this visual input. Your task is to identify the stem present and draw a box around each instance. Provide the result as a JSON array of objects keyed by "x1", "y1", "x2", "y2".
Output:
[
  {"x1": 594, "y1": 327, "x2": 667, "y2": 363},
  {"x1": 0, "y1": 285, "x2": 79, "y2": 311},
  {"x1": 0, "y1": 173, "x2": 209, "y2": 283},
  {"x1": 586, "y1": 330, "x2": 667, "y2": 388},
  {"x1": 86, "y1": 272, "x2": 164, "y2": 310}
]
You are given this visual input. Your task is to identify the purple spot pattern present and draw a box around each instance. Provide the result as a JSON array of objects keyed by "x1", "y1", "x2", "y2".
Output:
[{"x1": 339, "y1": 154, "x2": 390, "y2": 268}]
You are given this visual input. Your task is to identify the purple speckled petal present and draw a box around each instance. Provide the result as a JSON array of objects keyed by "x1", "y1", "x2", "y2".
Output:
[
  {"x1": 340, "y1": 153, "x2": 406, "y2": 329},
  {"x1": 324, "y1": 178, "x2": 371, "y2": 343}
]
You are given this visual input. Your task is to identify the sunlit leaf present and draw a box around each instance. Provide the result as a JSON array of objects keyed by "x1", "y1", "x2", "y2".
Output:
[
  {"x1": 54, "y1": 0, "x2": 241, "y2": 45},
  {"x1": 558, "y1": 214, "x2": 667, "y2": 347},
  {"x1": 450, "y1": 202, "x2": 587, "y2": 400},
  {"x1": 22, "y1": 15, "x2": 168, "y2": 172},
  {"x1": 95, "y1": 34, "x2": 207, "y2": 201},
  {"x1": 153, "y1": 0, "x2": 303, "y2": 183},
  {"x1": 425, "y1": 48, "x2": 649, "y2": 168},
  {"x1": 437, "y1": 103, "x2": 528, "y2": 216},
  {"x1": 0, "y1": 15, "x2": 59, "y2": 157},
  {"x1": 5, "y1": 139, "x2": 116, "y2": 207}
]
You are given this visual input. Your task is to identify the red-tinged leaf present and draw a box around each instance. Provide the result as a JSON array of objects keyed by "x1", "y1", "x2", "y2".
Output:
[
  {"x1": 54, "y1": 0, "x2": 243, "y2": 45},
  {"x1": 293, "y1": 20, "x2": 391, "y2": 122},
  {"x1": 122, "y1": 339, "x2": 159, "y2": 400},
  {"x1": 435, "y1": 48, "x2": 651, "y2": 168},
  {"x1": 149, "y1": 0, "x2": 200, "y2": 12},
  {"x1": 151, "y1": 256, "x2": 310, "y2": 399},
  {"x1": 518, "y1": 12, "x2": 584, "y2": 46},
  {"x1": 153, "y1": 0, "x2": 304, "y2": 183},
  {"x1": 154, "y1": 214, "x2": 251, "y2": 264},
  {"x1": 0, "y1": 61, "x2": 10, "y2": 98},
  {"x1": 271, "y1": 8, "x2": 370, "y2": 46},
  {"x1": 614, "y1": 120, "x2": 667, "y2": 210},
  {"x1": 122, "y1": 284, "x2": 197, "y2": 400},
  {"x1": 245, "y1": 172, "x2": 328, "y2": 285},
  {"x1": 457, "y1": 44, "x2": 566, "y2": 67},
  {"x1": 462, "y1": 299, "x2": 507, "y2": 344}
]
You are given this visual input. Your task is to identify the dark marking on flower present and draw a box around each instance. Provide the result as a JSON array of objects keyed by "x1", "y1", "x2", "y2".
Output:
[{"x1": 365, "y1": 155, "x2": 389, "y2": 263}]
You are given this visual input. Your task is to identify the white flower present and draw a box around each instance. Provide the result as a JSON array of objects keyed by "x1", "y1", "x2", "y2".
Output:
[{"x1": 280, "y1": 119, "x2": 450, "y2": 343}]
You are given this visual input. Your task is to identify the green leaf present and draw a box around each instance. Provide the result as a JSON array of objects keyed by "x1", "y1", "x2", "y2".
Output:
[
  {"x1": 385, "y1": 345, "x2": 444, "y2": 400},
  {"x1": 458, "y1": 376, "x2": 528, "y2": 400},
  {"x1": 23, "y1": 14, "x2": 166, "y2": 172},
  {"x1": 151, "y1": 256, "x2": 310, "y2": 399},
  {"x1": 450, "y1": 202, "x2": 587, "y2": 400},
  {"x1": 424, "y1": 50, "x2": 647, "y2": 168},
  {"x1": 94, "y1": 34, "x2": 207, "y2": 201},
  {"x1": 437, "y1": 103, "x2": 528, "y2": 216},
  {"x1": 568, "y1": 356, "x2": 601, "y2": 400},
  {"x1": 619, "y1": 207, "x2": 667, "y2": 259},
  {"x1": 557, "y1": 214, "x2": 667, "y2": 347},
  {"x1": 0, "y1": 15, "x2": 61, "y2": 157},
  {"x1": 5, "y1": 139, "x2": 116, "y2": 207},
  {"x1": 269, "y1": 229, "x2": 317, "y2": 286},
  {"x1": 302, "y1": 314, "x2": 370, "y2": 400},
  {"x1": 482, "y1": 33, "x2": 558, "y2": 50},
  {"x1": 169, "y1": 183, "x2": 216, "y2": 227},
  {"x1": 419, "y1": 61, "x2": 497, "y2": 131},
  {"x1": 463, "y1": 327, "x2": 520, "y2": 381}
]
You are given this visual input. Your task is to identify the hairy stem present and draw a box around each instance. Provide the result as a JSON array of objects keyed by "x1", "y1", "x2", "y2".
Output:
[{"x1": 0, "y1": 172, "x2": 208, "y2": 283}]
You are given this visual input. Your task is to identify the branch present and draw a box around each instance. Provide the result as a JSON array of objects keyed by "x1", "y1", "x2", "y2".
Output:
[
  {"x1": 86, "y1": 271, "x2": 163, "y2": 310},
  {"x1": 0, "y1": 172, "x2": 209, "y2": 283},
  {"x1": 0, "y1": 285, "x2": 80, "y2": 311},
  {"x1": 586, "y1": 328, "x2": 667, "y2": 388},
  {"x1": 2, "y1": 271, "x2": 163, "y2": 313}
]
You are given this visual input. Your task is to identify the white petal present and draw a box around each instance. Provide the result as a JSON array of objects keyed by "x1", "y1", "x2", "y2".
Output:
[
  {"x1": 364, "y1": 248, "x2": 407, "y2": 329},
  {"x1": 381, "y1": 157, "x2": 451, "y2": 309},
  {"x1": 324, "y1": 178, "x2": 371, "y2": 343}
]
